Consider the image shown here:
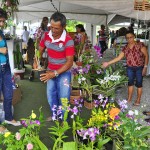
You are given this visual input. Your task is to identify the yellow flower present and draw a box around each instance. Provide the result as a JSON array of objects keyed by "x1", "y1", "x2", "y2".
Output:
[
  {"x1": 104, "y1": 110, "x2": 108, "y2": 114},
  {"x1": 108, "y1": 122, "x2": 113, "y2": 126},
  {"x1": 61, "y1": 98, "x2": 68, "y2": 108},
  {"x1": 4, "y1": 132, "x2": 11, "y2": 138},
  {"x1": 31, "y1": 111, "x2": 36, "y2": 119}
]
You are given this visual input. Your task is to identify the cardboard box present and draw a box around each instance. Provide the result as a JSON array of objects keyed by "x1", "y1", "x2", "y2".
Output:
[{"x1": 0, "y1": 87, "x2": 22, "y2": 106}]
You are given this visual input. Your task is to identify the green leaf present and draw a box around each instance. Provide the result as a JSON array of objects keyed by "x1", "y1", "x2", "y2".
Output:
[
  {"x1": 97, "y1": 137, "x2": 111, "y2": 148},
  {"x1": 63, "y1": 142, "x2": 77, "y2": 150},
  {"x1": 33, "y1": 136, "x2": 48, "y2": 150}
]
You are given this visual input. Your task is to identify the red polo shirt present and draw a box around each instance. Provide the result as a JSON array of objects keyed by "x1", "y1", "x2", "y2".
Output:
[{"x1": 40, "y1": 30, "x2": 74, "y2": 70}]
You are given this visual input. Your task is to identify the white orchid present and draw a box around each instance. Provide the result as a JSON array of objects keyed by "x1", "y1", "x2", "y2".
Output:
[
  {"x1": 128, "y1": 110, "x2": 134, "y2": 116},
  {"x1": 134, "y1": 110, "x2": 139, "y2": 115}
]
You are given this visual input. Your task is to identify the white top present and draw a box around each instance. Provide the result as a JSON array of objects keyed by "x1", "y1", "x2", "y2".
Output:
[{"x1": 22, "y1": 30, "x2": 30, "y2": 43}]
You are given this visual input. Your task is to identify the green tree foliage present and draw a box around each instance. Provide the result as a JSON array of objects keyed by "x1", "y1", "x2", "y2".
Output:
[{"x1": 66, "y1": 20, "x2": 84, "y2": 32}]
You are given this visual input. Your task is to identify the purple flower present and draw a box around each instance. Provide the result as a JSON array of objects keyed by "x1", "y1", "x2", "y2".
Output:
[
  {"x1": 96, "y1": 69, "x2": 102, "y2": 74},
  {"x1": 98, "y1": 94, "x2": 104, "y2": 100},
  {"x1": 52, "y1": 114, "x2": 57, "y2": 121},
  {"x1": 74, "y1": 99, "x2": 79, "y2": 105},
  {"x1": 21, "y1": 120, "x2": 27, "y2": 127},
  {"x1": 126, "y1": 114, "x2": 134, "y2": 120},
  {"x1": 94, "y1": 100, "x2": 100, "y2": 107},
  {"x1": 117, "y1": 99, "x2": 128, "y2": 112},
  {"x1": 94, "y1": 45, "x2": 102, "y2": 57},
  {"x1": 35, "y1": 120, "x2": 40, "y2": 125},
  {"x1": 52, "y1": 105, "x2": 57, "y2": 112},
  {"x1": 72, "y1": 106, "x2": 78, "y2": 115},
  {"x1": 51, "y1": 105, "x2": 63, "y2": 121},
  {"x1": 114, "y1": 115, "x2": 120, "y2": 120},
  {"x1": 77, "y1": 127, "x2": 100, "y2": 142},
  {"x1": 103, "y1": 124, "x2": 108, "y2": 128}
]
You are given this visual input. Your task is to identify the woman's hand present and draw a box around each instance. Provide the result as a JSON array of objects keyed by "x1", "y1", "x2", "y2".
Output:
[
  {"x1": 40, "y1": 70, "x2": 55, "y2": 83},
  {"x1": 102, "y1": 62, "x2": 109, "y2": 68},
  {"x1": 142, "y1": 67, "x2": 147, "y2": 76},
  {"x1": 0, "y1": 47, "x2": 8, "y2": 55}
]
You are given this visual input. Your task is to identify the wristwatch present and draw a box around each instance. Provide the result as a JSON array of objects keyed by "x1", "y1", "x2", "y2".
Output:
[{"x1": 54, "y1": 70, "x2": 59, "y2": 77}]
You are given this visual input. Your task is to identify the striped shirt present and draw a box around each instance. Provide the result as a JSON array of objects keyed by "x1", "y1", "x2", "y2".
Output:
[
  {"x1": 40, "y1": 30, "x2": 74, "y2": 70},
  {"x1": 98, "y1": 30, "x2": 107, "y2": 41}
]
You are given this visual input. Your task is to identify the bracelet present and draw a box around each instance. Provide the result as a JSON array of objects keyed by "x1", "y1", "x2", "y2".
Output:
[{"x1": 144, "y1": 65, "x2": 148, "y2": 68}]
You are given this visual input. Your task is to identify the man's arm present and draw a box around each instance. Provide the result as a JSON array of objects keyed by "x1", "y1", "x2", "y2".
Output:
[
  {"x1": 102, "y1": 52, "x2": 124, "y2": 68},
  {"x1": 40, "y1": 56, "x2": 74, "y2": 83},
  {"x1": 39, "y1": 46, "x2": 45, "y2": 59}
]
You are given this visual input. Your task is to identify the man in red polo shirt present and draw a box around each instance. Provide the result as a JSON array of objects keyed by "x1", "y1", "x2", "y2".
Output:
[{"x1": 39, "y1": 12, "x2": 74, "y2": 121}]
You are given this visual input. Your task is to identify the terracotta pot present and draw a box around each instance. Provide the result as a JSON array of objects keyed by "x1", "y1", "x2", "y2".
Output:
[
  {"x1": 14, "y1": 72, "x2": 24, "y2": 80},
  {"x1": 70, "y1": 90, "x2": 81, "y2": 105},
  {"x1": 76, "y1": 61, "x2": 83, "y2": 66},
  {"x1": 14, "y1": 68, "x2": 25, "y2": 80},
  {"x1": 84, "y1": 100, "x2": 95, "y2": 109},
  {"x1": 5, "y1": 0, "x2": 12, "y2": 7}
]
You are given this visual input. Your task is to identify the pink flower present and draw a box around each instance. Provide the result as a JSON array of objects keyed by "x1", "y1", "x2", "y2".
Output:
[
  {"x1": 15, "y1": 132, "x2": 21, "y2": 141},
  {"x1": 27, "y1": 143, "x2": 33, "y2": 150}
]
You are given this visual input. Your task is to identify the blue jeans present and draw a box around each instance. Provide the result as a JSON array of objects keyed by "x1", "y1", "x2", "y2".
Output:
[
  {"x1": 47, "y1": 71, "x2": 71, "y2": 113},
  {"x1": 0, "y1": 64, "x2": 13, "y2": 121},
  {"x1": 127, "y1": 66, "x2": 143, "y2": 88}
]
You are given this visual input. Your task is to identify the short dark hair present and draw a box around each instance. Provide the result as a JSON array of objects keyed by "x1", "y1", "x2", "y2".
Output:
[
  {"x1": 76, "y1": 24, "x2": 85, "y2": 32},
  {"x1": 118, "y1": 27, "x2": 127, "y2": 36},
  {"x1": 0, "y1": 8, "x2": 7, "y2": 19},
  {"x1": 101, "y1": 25, "x2": 105, "y2": 29},
  {"x1": 50, "y1": 12, "x2": 66, "y2": 27},
  {"x1": 125, "y1": 30, "x2": 135, "y2": 36}
]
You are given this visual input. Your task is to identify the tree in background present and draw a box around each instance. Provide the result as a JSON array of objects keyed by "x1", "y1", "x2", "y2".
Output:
[{"x1": 66, "y1": 20, "x2": 84, "y2": 32}]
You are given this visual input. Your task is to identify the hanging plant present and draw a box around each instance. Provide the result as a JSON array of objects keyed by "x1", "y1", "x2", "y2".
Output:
[{"x1": 1, "y1": 0, "x2": 19, "y2": 17}]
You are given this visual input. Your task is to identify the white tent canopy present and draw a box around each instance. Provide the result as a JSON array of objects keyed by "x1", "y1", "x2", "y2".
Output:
[
  {"x1": 60, "y1": 0, "x2": 150, "y2": 21},
  {"x1": 3, "y1": 0, "x2": 148, "y2": 25},
  {"x1": 14, "y1": 0, "x2": 110, "y2": 25}
]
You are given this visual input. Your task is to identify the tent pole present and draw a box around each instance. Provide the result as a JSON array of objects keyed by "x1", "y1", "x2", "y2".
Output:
[{"x1": 147, "y1": 27, "x2": 150, "y2": 75}]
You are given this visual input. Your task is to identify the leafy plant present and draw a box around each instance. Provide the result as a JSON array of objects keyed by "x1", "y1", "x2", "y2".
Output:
[
  {"x1": 115, "y1": 109, "x2": 150, "y2": 150},
  {"x1": 14, "y1": 43, "x2": 23, "y2": 70},
  {"x1": 49, "y1": 98, "x2": 71, "y2": 150},
  {"x1": 95, "y1": 67, "x2": 128, "y2": 97},
  {"x1": 75, "y1": 43, "x2": 84, "y2": 62}
]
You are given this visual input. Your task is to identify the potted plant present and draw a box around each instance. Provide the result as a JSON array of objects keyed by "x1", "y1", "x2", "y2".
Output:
[
  {"x1": 13, "y1": 43, "x2": 25, "y2": 79},
  {"x1": 1, "y1": 0, "x2": 19, "y2": 10},
  {"x1": 75, "y1": 43, "x2": 84, "y2": 66}
]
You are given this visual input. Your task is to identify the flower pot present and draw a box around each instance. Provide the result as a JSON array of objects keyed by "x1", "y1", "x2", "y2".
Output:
[
  {"x1": 84, "y1": 100, "x2": 95, "y2": 109},
  {"x1": 5, "y1": 0, "x2": 11, "y2": 7},
  {"x1": 13, "y1": 68, "x2": 25, "y2": 80},
  {"x1": 70, "y1": 90, "x2": 81, "y2": 105},
  {"x1": 38, "y1": 69, "x2": 47, "y2": 79},
  {"x1": 76, "y1": 61, "x2": 83, "y2": 66}
]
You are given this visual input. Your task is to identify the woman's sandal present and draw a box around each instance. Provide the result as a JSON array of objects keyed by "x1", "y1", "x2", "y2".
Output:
[
  {"x1": 133, "y1": 102, "x2": 140, "y2": 106},
  {"x1": 143, "y1": 111, "x2": 150, "y2": 116},
  {"x1": 145, "y1": 118, "x2": 150, "y2": 123}
]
